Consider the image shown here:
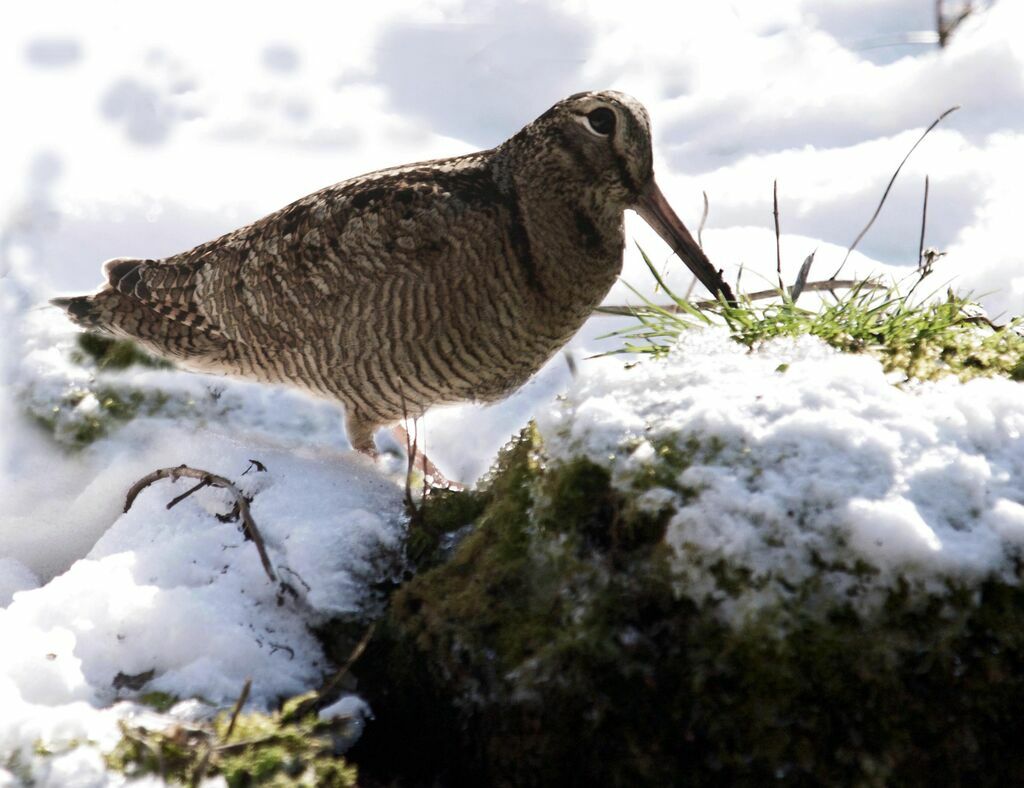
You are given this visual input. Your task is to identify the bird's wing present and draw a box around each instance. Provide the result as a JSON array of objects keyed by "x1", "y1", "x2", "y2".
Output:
[{"x1": 187, "y1": 153, "x2": 509, "y2": 348}]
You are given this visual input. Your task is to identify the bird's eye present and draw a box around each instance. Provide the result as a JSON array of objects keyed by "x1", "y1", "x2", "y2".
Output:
[{"x1": 586, "y1": 107, "x2": 616, "y2": 136}]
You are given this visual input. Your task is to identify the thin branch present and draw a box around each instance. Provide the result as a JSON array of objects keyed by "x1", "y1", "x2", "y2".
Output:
[
  {"x1": 773, "y1": 180, "x2": 783, "y2": 292},
  {"x1": 124, "y1": 465, "x2": 276, "y2": 582},
  {"x1": 223, "y1": 678, "x2": 252, "y2": 741},
  {"x1": 937, "y1": 0, "x2": 975, "y2": 47},
  {"x1": 830, "y1": 106, "x2": 959, "y2": 280},
  {"x1": 594, "y1": 278, "x2": 885, "y2": 317},
  {"x1": 905, "y1": 176, "x2": 937, "y2": 304},
  {"x1": 404, "y1": 420, "x2": 416, "y2": 510},
  {"x1": 166, "y1": 478, "x2": 212, "y2": 510},
  {"x1": 280, "y1": 622, "x2": 378, "y2": 723},
  {"x1": 243, "y1": 459, "x2": 267, "y2": 474},
  {"x1": 917, "y1": 175, "x2": 930, "y2": 269}
]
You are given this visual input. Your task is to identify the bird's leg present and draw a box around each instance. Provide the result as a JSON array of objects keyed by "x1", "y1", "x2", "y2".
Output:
[
  {"x1": 392, "y1": 423, "x2": 461, "y2": 490},
  {"x1": 345, "y1": 411, "x2": 379, "y2": 456},
  {"x1": 346, "y1": 410, "x2": 460, "y2": 490}
]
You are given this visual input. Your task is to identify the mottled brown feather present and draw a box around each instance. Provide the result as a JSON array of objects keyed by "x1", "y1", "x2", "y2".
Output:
[{"x1": 52, "y1": 91, "x2": 683, "y2": 452}]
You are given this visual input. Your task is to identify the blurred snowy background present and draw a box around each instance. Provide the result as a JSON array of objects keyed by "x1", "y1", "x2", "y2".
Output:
[
  {"x1": 3, "y1": 0, "x2": 1022, "y2": 483},
  {"x1": 4, "y1": 0, "x2": 1021, "y2": 306},
  {"x1": 1, "y1": 2, "x2": 1023, "y2": 781},
  {"x1": 2, "y1": 0, "x2": 1021, "y2": 607},
  {"x1": 3, "y1": 1, "x2": 1022, "y2": 483},
  {"x1": 2, "y1": 0, "x2": 1022, "y2": 579}
]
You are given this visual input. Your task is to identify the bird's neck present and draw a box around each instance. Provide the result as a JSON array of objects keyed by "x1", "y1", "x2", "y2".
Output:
[
  {"x1": 490, "y1": 153, "x2": 622, "y2": 306},
  {"x1": 518, "y1": 177, "x2": 625, "y2": 312}
]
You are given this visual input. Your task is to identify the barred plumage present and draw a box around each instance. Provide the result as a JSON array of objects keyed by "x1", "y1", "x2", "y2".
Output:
[{"x1": 52, "y1": 91, "x2": 733, "y2": 454}]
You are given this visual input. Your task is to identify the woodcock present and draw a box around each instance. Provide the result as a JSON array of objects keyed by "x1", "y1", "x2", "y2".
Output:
[{"x1": 53, "y1": 90, "x2": 734, "y2": 455}]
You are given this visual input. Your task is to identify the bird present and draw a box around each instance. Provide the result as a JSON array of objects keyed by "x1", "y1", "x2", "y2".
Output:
[{"x1": 52, "y1": 90, "x2": 734, "y2": 467}]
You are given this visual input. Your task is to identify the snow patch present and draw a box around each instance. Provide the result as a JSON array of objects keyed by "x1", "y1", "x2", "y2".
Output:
[{"x1": 538, "y1": 328, "x2": 1024, "y2": 624}]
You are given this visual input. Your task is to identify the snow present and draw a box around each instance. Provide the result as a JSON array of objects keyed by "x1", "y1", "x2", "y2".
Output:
[
  {"x1": 0, "y1": 559, "x2": 38, "y2": 607},
  {"x1": 319, "y1": 695, "x2": 371, "y2": 723},
  {"x1": 2, "y1": 0, "x2": 1023, "y2": 782},
  {"x1": 0, "y1": 425, "x2": 403, "y2": 783},
  {"x1": 538, "y1": 328, "x2": 1024, "y2": 624}
]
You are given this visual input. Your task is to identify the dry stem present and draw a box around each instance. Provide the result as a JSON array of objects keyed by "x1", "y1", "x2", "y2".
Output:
[{"x1": 124, "y1": 464, "x2": 276, "y2": 582}]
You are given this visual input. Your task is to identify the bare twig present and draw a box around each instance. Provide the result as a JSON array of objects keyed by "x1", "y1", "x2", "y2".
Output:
[
  {"x1": 773, "y1": 180, "x2": 783, "y2": 292},
  {"x1": 191, "y1": 676, "x2": 251, "y2": 786},
  {"x1": 243, "y1": 459, "x2": 267, "y2": 474},
  {"x1": 279, "y1": 565, "x2": 312, "y2": 593},
  {"x1": 917, "y1": 175, "x2": 930, "y2": 269},
  {"x1": 403, "y1": 416, "x2": 416, "y2": 512},
  {"x1": 124, "y1": 465, "x2": 276, "y2": 582},
  {"x1": 223, "y1": 678, "x2": 252, "y2": 741},
  {"x1": 936, "y1": 0, "x2": 975, "y2": 47},
  {"x1": 830, "y1": 106, "x2": 959, "y2": 280},
  {"x1": 595, "y1": 277, "x2": 884, "y2": 316},
  {"x1": 905, "y1": 177, "x2": 936, "y2": 303},
  {"x1": 166, "y1": 478, "x2": 212, "y2": 510},
  {"x1": 280, "y1": 622, "x2": 378, "y2": 723}
]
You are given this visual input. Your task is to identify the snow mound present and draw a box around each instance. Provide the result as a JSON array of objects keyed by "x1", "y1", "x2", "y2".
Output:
[
  {"x1": 0, "y1": 429, "x2": 404, "y2": 784},
  {"x1": 538, "y1": 328, "x2": 1024, "y2": 624}
]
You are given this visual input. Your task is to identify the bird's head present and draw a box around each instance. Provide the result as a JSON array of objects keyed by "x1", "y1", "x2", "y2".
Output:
[{"x1": 503, "y1": 90, "x2": 734, "y2": 303}]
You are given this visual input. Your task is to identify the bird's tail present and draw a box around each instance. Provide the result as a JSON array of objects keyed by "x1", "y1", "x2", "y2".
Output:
[
  {"x1": 50, "y1": 294, "x2": 109, "y2": 330},
  {"x1": 51, "y1": 257, "x2": 150, "y2": 333}
]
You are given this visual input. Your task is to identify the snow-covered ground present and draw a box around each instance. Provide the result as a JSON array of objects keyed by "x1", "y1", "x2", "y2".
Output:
[
  {"x1": 2, "y1": 1, "x2": 1022, "y2": 784},
  {"x1": 540, "y1": 329, "x2": 1024, "y2": 625}
]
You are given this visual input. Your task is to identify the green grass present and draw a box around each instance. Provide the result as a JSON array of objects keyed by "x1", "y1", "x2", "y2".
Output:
[{"x1": 606, "y1": 247, "x2": 1024, "y2": 383}]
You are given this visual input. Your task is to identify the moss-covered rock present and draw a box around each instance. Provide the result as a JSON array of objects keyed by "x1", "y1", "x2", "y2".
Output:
[
  {"x1": 107, "y1": 700, "x2": 359, "y2": 787},
  {"x1": 347, "y1": 427, "x2": 1024, "y2": 787}
]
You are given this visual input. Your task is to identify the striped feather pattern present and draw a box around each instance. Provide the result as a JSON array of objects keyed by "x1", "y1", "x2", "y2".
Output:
[{"x1": 52, "y1": 91, "x2": 660, "y2": 451}]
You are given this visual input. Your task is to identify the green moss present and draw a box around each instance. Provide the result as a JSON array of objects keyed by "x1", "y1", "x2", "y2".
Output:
[
  {"x1": 71, "y1": 332, "x2": 172, "y2": 370},
  {"x1": 19, "y1": 331, "x2": 184, "y2": 450},
  {"x1": 107, "y1": 699, "x2": 359, "y2": 787},
  {"x1": 137, "y1": 691, "x2": 179, "y2": 713},
  {"x1": 404, "y1": 486, "x2": 488, "y2": 569},
  {"x1": 348, "y1": 424, "x2": 1024, "y2": 787},
  {"x1": 27, "y1": 384, "x2": 171, "y2": 449}
]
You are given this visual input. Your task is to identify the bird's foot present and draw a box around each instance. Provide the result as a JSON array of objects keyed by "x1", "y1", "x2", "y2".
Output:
[{"x1": 391, "y1": 424, "x2": 463, "y2": 492}]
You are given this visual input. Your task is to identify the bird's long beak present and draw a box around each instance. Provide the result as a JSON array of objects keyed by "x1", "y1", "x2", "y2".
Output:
[{"x1": 635, "y1": 179, "x2": 735, "y2": 304}]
